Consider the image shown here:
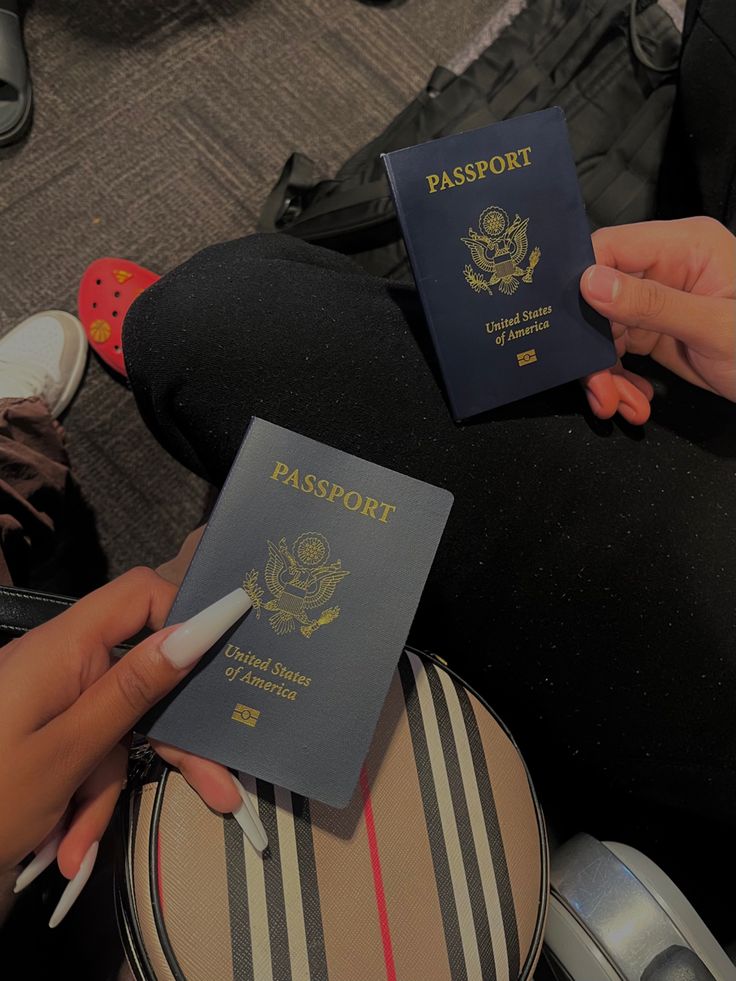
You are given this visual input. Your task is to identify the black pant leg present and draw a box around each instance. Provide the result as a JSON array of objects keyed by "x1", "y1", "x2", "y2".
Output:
[
  {"x1": 124, "y1": 232, "x2": 736, "y2": 852},
  {"x1": 125, "y1": 233, "x2": 435, "y2": 486}
]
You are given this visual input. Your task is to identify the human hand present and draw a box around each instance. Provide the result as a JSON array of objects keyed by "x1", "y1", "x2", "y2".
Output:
[
  {"x1": 3, "y1": 566, "x2": 252, "y2": 924},
  {"x1": 579, "y1": 217, "x2": 736, "y2": 424},
  {"x1": 151, "y1": 526, "x2": 259, "y2": 841}
]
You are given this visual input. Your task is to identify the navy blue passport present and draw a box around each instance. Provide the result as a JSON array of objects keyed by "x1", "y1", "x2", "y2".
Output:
[
  {"x1": 142, "y1": 418, "x2": 453, "y2": 808},
  {"x1": 383, "y1": 107, "x2": 616, "y2": 419}
]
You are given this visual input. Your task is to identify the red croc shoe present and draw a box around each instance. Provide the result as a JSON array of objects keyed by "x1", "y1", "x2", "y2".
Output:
[{"x1": 78, "y1": 258, "x2": 160, "y2": 377}]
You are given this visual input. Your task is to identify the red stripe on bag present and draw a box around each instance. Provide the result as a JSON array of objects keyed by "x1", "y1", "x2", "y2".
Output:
[{"x1": 360, "y1": 767, "x2": 397, "y2": 981}]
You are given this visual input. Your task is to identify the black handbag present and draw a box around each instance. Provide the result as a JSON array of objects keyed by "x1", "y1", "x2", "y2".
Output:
[
  {"x1": 0, "y1": 584, "x2": 76, "y2": 639},
  {"x1": 0, "y1": 584, "x2": 142, "y2": 650}
]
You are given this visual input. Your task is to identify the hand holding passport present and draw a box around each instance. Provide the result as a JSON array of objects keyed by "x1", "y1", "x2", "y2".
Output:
[
  {"x1": 143, "y1": 418, "x2": 452, "y2": 808},
  {"x1": 382, "y1": 107, "x2": 616, "y2": 419}
]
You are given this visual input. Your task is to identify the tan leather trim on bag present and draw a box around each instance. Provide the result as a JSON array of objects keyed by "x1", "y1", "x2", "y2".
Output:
[
  {"x1": 158, "y1": 772, "x2": 235, "y2": 981},
  {"x1": 132, "y1": 783, "x2": 176, "y2": 981}
]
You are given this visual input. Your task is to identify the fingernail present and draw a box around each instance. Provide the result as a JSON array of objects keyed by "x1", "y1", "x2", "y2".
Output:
[
  {"x1": 618, "y1": 401, "x2": 638, "y2": 423},
  {"x1": 585, "y1": 265, "x2": 620, "y2": 303},
  {"x1": 48, "y1": 841, "x2": 98, "y2": 929},
  {"x1": 14, "y1": 832, "x2": 63, "y2": 893},
  {"x1": 231, "y1": 774, "x2": 268, "y2": 853},
  {"x1": 585, "y1": 387, "x2": 602, "y2": 414},
  {"x1": 162, "y1": 587, "x2": 252, "y2": 669}
]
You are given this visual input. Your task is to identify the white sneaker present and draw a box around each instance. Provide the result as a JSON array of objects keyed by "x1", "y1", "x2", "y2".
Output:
[{"x1": 0, "y1": 311, "x2": 88, "y2": 418}]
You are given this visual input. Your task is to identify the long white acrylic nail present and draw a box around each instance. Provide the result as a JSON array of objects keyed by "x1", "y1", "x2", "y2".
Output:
[
  {"x1": 48, "y1": 841, "x2": 99, "y2": 929},
  {"x1": 232, "y1": 775, "x2": 268, "y2": 853},
  {"x1": 161, "y1": 587, "x2": 252, "y2": 669},
  {"x1": 14, "y1": 831, "x2": 63, "y2": 894}
]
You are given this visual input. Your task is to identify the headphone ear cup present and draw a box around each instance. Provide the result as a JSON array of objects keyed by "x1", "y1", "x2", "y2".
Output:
[
  {"x1": 641, "y1": 945, "x2": 717, "y2": 981},
  {"x1": 546, "y1": 835, "x2": 736, "y2": 981}
]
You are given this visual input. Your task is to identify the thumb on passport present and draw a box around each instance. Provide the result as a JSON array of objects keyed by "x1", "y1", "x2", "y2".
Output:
[{"x1": 581, "y1": 264, "x2": 726, "y2": 348}]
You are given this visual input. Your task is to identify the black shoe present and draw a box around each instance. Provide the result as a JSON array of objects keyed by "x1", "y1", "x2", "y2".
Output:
[{"x1": 0, "y1": 0, "x2": 32, "y2": 147}]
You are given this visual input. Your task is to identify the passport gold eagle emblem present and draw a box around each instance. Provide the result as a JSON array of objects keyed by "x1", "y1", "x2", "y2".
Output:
[
  {"x1": 462, "y1": 206, "x2": 541, "y2": 296},
  {"x1": 243, "y1": 533, "x2": 350, "y2": 638}
]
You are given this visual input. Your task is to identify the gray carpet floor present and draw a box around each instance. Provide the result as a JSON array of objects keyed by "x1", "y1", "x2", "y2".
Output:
[{"x1": 0, "y1": 0, "x2": 505, "y2": 581}]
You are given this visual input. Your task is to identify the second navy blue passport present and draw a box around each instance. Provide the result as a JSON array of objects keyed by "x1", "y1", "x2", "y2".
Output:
[
  {"x1": 383, "y1": 107, "x2": 616, "y2": 419},
  {"x1": 143, "y1": 418, "x2": 452, "y2": 808}
]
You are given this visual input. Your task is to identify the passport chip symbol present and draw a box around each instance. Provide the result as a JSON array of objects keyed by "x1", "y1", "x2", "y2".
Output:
[
  {"x1": 232, "y1": 704, "x2": 260, "y2": 727},
  {"x1": 517, "y1": 349, "x2": 538, "y2": 366}
]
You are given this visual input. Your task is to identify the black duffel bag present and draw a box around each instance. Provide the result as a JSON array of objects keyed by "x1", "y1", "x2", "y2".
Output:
[{"x1": 258, "y1": 0, "x2": 680, "y2": 278}]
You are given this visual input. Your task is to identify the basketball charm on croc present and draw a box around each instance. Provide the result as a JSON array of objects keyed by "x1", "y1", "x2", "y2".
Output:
[{"x1": 78, "y1": 258, "x2": 160, "y2": 377}]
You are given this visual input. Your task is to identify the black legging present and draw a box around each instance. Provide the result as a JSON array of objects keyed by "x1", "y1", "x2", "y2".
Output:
[{"x1": 123, "y1": 232, "x2": 736, "y2": 903}]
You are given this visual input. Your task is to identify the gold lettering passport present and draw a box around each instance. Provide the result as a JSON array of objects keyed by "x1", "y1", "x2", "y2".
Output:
[
  {"x1": 383, "y1": 107, "x2": 616, "y2": 419},
  {"x1": 142, "y1": 418, "x2": 452, "y2": 807}
]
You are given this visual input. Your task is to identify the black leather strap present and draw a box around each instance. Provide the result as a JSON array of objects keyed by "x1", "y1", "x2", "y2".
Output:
[
  {"x1": 0, "y1": 585, "x2": 75, "y2": 637},
  {"x1": 0, "y1": 585, "x2": 147, "y2": 650}
]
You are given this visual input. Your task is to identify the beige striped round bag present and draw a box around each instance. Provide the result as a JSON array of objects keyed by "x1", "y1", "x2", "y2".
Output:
[{"x1": 117, "y1": 650, "x2": 548, "y2": 981}]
